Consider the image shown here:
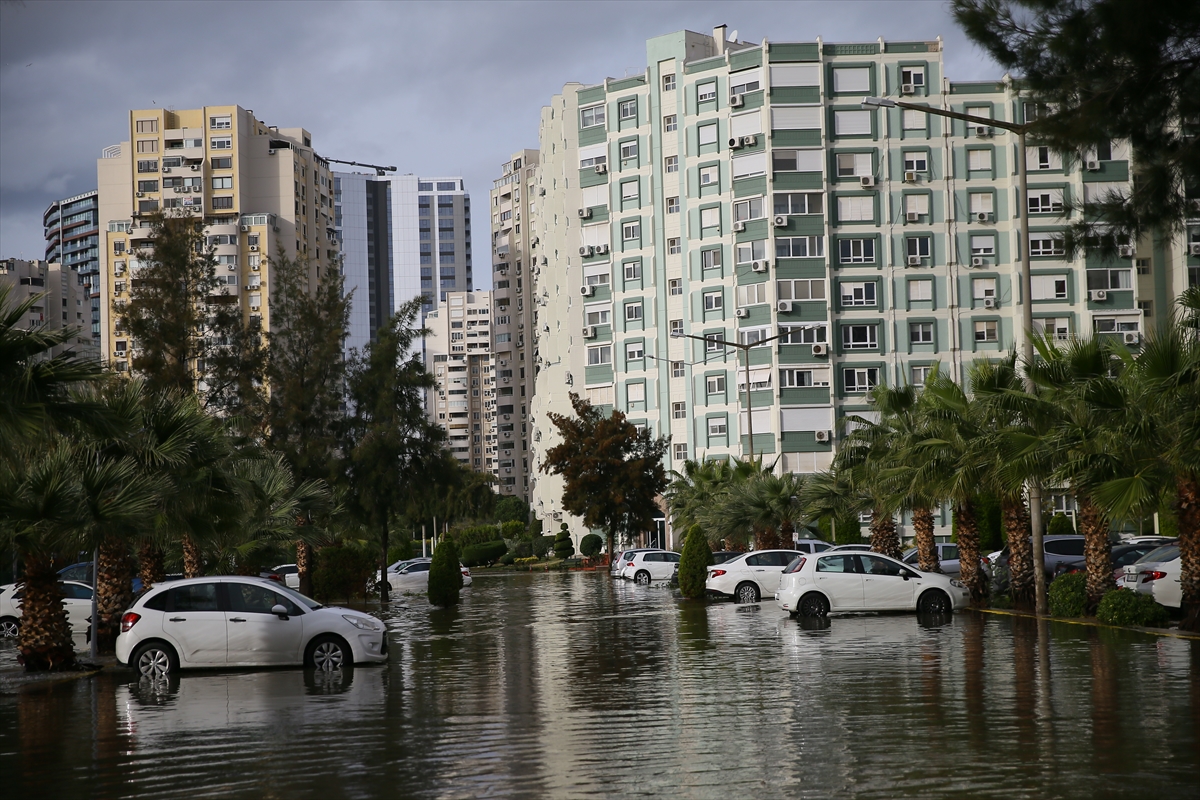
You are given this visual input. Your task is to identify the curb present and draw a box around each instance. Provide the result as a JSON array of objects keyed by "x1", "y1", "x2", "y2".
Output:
[{"x1": 973, "y1": 607, "x2": 1200, "y2": 641}]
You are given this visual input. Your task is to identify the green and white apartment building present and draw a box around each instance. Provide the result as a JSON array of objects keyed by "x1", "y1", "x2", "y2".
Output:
[{"x1": 524, "y1": 26, "x2": 1200, "y2": 548}]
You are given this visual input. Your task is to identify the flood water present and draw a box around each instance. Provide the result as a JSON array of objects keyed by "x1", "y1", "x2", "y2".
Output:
[{"x1": 2, "y1": 572, "x2": 1198, "y2": 799}]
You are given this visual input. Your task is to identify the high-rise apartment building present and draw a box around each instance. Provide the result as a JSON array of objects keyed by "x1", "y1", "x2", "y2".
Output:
[
  {"x1": 334, "y1": 173, "x2": 471, "y2": 354},
  {"x1": 528, "y1": 27, "x2": 1199, "y2": 548},
  {"x1": 43, "y1": 190, "x2": 101, "y2": 343},
  {"x1": 425, "y1": 291, "x2": 496, "y2": 473},
  {"x1": 1, "y1": 258, "x2": 98, "y2": 358},
  {"x1": 96, "y1": 105, "x2": 338, "y2": 367}
]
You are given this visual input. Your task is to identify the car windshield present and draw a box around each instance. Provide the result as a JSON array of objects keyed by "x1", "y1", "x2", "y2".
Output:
[
  {"x1": 272, "y1": 583, "x2": 323, "y2": 610},
  {"x1": 1137, "y1": 545, "x2": 1179, "y2": 564}
]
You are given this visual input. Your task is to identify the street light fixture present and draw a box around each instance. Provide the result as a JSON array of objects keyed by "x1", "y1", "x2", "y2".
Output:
[{"x1": 861, "y1": 95, "x2": 1049, "y2": 614}]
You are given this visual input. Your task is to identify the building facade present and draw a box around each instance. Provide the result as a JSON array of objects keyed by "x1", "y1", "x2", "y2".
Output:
[
  {"x1": 425, "y1": 291, "x2": 496, "y2": 474},
  {"x1": 528, "y1": 27, "x2": 1199, "y2": 549},
  {"x1": 1, "y1": 258, "x2": 98, "y2": 358},
  {"x1": 42, "y1": 190, "x2": 101, "y2": 344},
  {"x1": 96, "y1": 105, "x2": 338, "y2": 368}
]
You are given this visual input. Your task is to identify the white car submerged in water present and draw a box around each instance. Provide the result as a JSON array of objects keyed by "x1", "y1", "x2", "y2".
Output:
[{"x1": 776, "y1": 551, "x2": 970, "y2": 616}]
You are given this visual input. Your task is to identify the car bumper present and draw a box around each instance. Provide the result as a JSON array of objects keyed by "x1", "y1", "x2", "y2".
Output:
[{"x1": 352, "y1": 631, "x2": 389, "y2": 664}]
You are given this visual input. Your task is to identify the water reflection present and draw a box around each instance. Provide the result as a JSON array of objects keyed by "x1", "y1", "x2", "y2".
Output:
[{"x1": 1, "y1": 573, "x2": 1197, "y2": 799}]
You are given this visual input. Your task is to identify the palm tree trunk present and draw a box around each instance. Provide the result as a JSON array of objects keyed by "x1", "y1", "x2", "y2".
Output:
[
  {"x1": 1176, "y1": 475, "x2": 1200, "y2": 632},
  {"x1": 182, "y1": 533, "x2": 203, "y2": 578},
  {"x1": 137, "y1": 543, "x2": 164, "y2": 593},
  {"x1": 955, "y1": 500, "x2": 987, "y2": 604},
  {"x1": 1004, "y1": 497, "x2": 1034, "y2": 611},
  {"x1": 1077, "y1": 497, "x2": 1111, "y2": 614},
  {"x1": 913, "y1": 507, "x2": 941, "y2": 572},
  {"x1": 296, "y1": 540, "x2": 313, "y2": 597},
  {"x1": 16, "y1": 552, "x2": 76, "y2": 672},
  {"x1": 870, "y1": 509, "x2": 902, "y2": 559},
  {"x1": 754, "y1": 527, "x2": 781, "y2": 551},
  {"x1": 780, "y1": 519, "x2": 795, "y2": 548},
  {"x1": 95, "y1": 535, "x2": 133, "y2": 655}
]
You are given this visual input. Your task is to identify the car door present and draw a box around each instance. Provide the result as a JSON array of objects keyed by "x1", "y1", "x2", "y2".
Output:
[
  {"x1": 393, "y1": 562, "x2": 430, "y2": 590},
  {"x1": 163, "y1": 583, "x2": 227, "y2": 666},
  {"x1": 751, "y1": 551, "x2": 799, "y2": 595},
  {"x1": 860, "y1": 555, "x2": 918, "y2": 610},
  {"x1": 813, "y1": 554, "x2": 864, "y2": 610},
  {"x1": 658, "y1": 553, "x2": 681, "y2": 581},
  {"x1": 61, "y1": 582, "x2": 94, "y2": 635},
  {"x1": 225, "y1": 582, "x2": 306, "y2": 666},
  {"x1": 938, "y1": 544, "x2": 962, "y2": 579}
]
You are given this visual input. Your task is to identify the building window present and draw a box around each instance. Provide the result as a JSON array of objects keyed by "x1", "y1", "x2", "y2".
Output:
[
  {"x1": 777, "y1": 278, "x2": 825, "y2": 301},
  {"x1": 620, "y1": 140, "x2": 639, "y2": 160},
  {"x1": 670, "y1": 319, "x2": 684, "y2": 337},
  {"x1": 672, "y1": 402, "x2": 687, "y2": 419},
  {"x1": 736, "y1": 283, "x2": 769, "y2": 307},
  {"x1": 968, "y1": 150, "x2": 993, "y2": 171},
  {"x1": 903, "y1": 109, "x2": 927, "y2": 130},
  {"x1": 700, "y1": 207, "x2": 720, "y2": 230},
  {"x1": 911, "y1": 365, "x2": 932, "y2": 387},
  {"x1": 625, "y1": 303, "x2": 643, "y2": 322},
  {"x1": 580, "y1": 104, "x2": 605, "y2": 129},
  {"x1": 774, "y1": 192, "x2": 821, "y2": 215},
  {"x1": 579, "y1": 151, "x2": 607, "y2": 169},
  {"x1": 587, "y1": 345, "x2": 612, "y2": 365},
  {"x1": 665, "y1": 155, "x2": 678, "y2": 174},
  {"x1": 840, "y1": 282, "x2": 876, "y2": 307},
  {"x1": 780, "y1": 324, "x2": 827, "y2": 344},
  {"x1": 699, "y1": 123, "x2": 718, "y2": 147},
  {"x1": 974, "y1": 320, "x2": 999, "y2": 342},
  {"x1": 1093, "y1": 316, "x2": 1141, "y2": 333},
  {"x1": 624, "y1": 261, "x2": 642, "y2": 280},
  {"x1": 619, "y1": 99, "x2": 637, "y2": 120},
  {"x1": 210, "y1": 138, "x2": 232, "y2": 150},
  {"x1": 136, "y1": 139, "x2": 158, "y2": 154},
  {"x1": 836, "y1": 152, "x2": 872, "y2": 177},
  {"x1": 1030, "y1": 146, "x2": 1062, "y2": 170},
  {"x1": 668, "y1": 237, "x2": 681, "y2": 255},
  {"x1": 666, "y1": 196, "x2": 680, "y2": 214},
  {"x1": 668, "y1": 278, "x2": 682, "y2": 296},
  {"x1": 673, "y1": 443, "x2": 687, "y2": 460},
  {"x1": 1029, "y1": 234, "x2": 1066, "y2": 257},
  {"x1": 212, "y1": 176, "x2": 233, "y2": 190},
  {"x1": 901, "y1": 66, "x2": 926, "y2": 87},
  {"x1": 970, "y1": 235, "x2": 996, "y2": 256},
  {"x1": 909, "y1": 279, "x2": 933, "y2": 301},
  {"x1": 736, "y1": 240, "x2": 767, "y2": 264},
  {"x1": 621, "y1": 181, "x2": 639, "y2": 204},
  {"x1": 1031, "y1": 275, "x2": 1069, "y2": 300},
  {"x1": 837, "y1": 196, "x2": 874, "y2": 222},
  {"x1": 707, "y1": 417, "x2": 727, "y2": 437},
  {"x1": 137, "y1": 180, "x2": 159, "y2": 193},
  {"x1": 703, "y1": 291, "x2": 723, "y2": 311},
  {"x1": 838, "y1": 238, "x2": 875, "y2": 264},
  {"x1": 699, "y1": 166, "x2": 719, "y2": 187},
  {"x1": 706, "y1": 375, "x2": 726, "y2": 394},
  {"x1": 211, "y1": 157, "x2": 233, "y2": 170},
  {"x1": 627, "y1": 341, "x2": 645, "y2": 360},
  {"x1": 733, "y1": 197, "x2": 764, "y2": 221},
  {"x1": 672, "y1": 361, "x2": 685, "y2": 378},
  {"x1": 1028, "y1": 189, "x2": 1064, "y2": 214},
  {"x1": 844, "y1": 367, "x2": 879, "y2": 393},
  {"x1": 973, "y1": 277, "x2": 997, "y2": 299},
  {"x1": 910, "y1": 322, "x2": 934, "y2": 343},
  {"x1": 1086, "y1": 269, "x2": 1133, "y2": 290},
  {"x1": 970, "y1": 193, "x2": 994, "y2": 215},
  {"x1": 209, "y1": 115, "x2": 232, "y2": 130},
  {"x1": 777, "y1": 236, "x2": 824, "y2": 258},
  {"x1": 907, "y1": 236, "x2": 931, "y2": 259},
  {"x1": 663, "y1": 114, "x2": 677, "y2": 132},
  {"x1": 781, "y1": 369, "x2": 815, "y2": 388},
  {"x1": 842, "y1": 324, "x2": 878, "y2": 349},
  {"x1": 697, "y1": 82, "x2": 716, "y2": 102},
  {"x1": 701, "y1": 248, "x2": 722, "y2": 269},
  {"x1": 137, "y1": 199, "x2": 159, "y2": 212},
  {"x1": 135, "y1": 119, "x2": 158, "y2": 134},
  {"x1": 663, "y1": 73, "x2": 676, "y2": 92},
  {"x1": 731, "y1": 73, "x2": 761, "y2": 94},
  {"x1": 136, "y1": 160, "x2": 158, "y2": 173},
  {"x1": 833, "y1": 67, "x2": 871, "y2": 93},
  {"x1": 904, "y1": 152, "x2": 928, "y2": 172},
  {"x1": 585, "y1": 305, "x2": 611, "y2": 326},
  {"x1": 622, "y1": 222, "x2": 640, "y2": 241}
]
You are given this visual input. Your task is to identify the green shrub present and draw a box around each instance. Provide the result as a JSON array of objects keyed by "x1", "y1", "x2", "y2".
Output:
[
  {"x1": 1047, "y1": 513, "x2": 1076, "y2": 538},
  {"x1": 499, "y1": 552, "x2": 516, "y2": 565},
  {"x1": 1096, "y1": 588, "x2": 1170, "y2": 627},
  {"x1": 529, "y1": 517, "x2": 543, "y2": 538},
  {"x1": 312, "y1": 544, "x2": 376, "y2": 602},
  {"x1": 678, "y1": 525, "x2": 713, "y2": 599},
  {"x1": 501, "y1": 520, "x2": 527, "y2": 539},
  {"x1": 461, "y1": 540, "x2": 508, "y2": 568},
  {"x1": 496, "y1": 496, "x2": 530, "y2": 524},
  {"x1": 532, "y1": 535, "x2": 555, "y2": 558},
  {"x1": 427, "y1": 538, "x2": 463, "y2": 607},
  {"x1": 508, "y1": 539, "x2": 532, "y2": 559},
  {"x1": 514, "y1": 556, "x2": 540, "y2": 565},
  {"x1": 580, "y1": 533, "x2": 604, "y2": 558},
  {"x1": 1048, "y1": 572, "x2": 1088, "y2": 617},
  {"x1": 553, "y1": 524, "x2": 575, "y2": 559},
  {"x1": 456, "y1": 525, "x2": 505, "y2": 548}
]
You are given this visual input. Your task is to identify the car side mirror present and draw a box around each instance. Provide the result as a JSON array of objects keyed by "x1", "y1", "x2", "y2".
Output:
[{"x1": 271, "y1": 604, "x2": 289, "y2": 619}]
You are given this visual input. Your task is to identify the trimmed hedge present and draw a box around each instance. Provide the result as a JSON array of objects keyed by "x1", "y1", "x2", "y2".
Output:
[
  {"x1": 580, "y1": 533, "x2": 604, "y2": 558},
  {"x1": 553, "y1": 525, "x2": 575, "y2": 559},
  {"x1": 1047, "y1": 513, "x2": 1076, "y2": 538},
  {"x1": 1048, "y1": 572, "x2": 1087, "y2": 617},
  {"x1": 461, "y1": 540, "x2": 508, "y2": 568},
  {"x1": 1096, "y1": 588, "x2": 1170, "y2": 627}
]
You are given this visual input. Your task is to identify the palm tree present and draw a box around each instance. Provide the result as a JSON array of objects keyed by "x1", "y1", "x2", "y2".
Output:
[
  {"x1": 800, "y1": 464, "x2": 868, "y2": 545},
  {"x1": 714, "y1": 470, "x2": 808, "y2": 550}
]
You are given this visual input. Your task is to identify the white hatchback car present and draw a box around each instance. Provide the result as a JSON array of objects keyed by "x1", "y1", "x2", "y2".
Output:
[
  {"x1": 706, "y1": 549, "x2": 804, "y2": 604},
  {"x1": 0, "y1": 580, "x2": 94, "y2": 638},
  {"x1": 381, "y1": 558, "x2": 473, "y2": 593},
  {"x1": 1121, "y1": 544, "x2": 1181, "y2": 608},
  {"x1": 115, "y1": 576, "x2": 388, "y2": 677},
  {"x1": 776, "y1": 551, "x2": 970, "y2": 616},
  {"x1": 621, "y1": 550, "x2": 680, "y2": 584}
]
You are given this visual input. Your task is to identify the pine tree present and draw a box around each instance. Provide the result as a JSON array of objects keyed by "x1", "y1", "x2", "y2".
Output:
[
  {"x1": 427, "y1": 537, "x2": 463, "y2": 607},
  {"x1": 677, "y1": 525, "x2": 713, "y2": 599}
]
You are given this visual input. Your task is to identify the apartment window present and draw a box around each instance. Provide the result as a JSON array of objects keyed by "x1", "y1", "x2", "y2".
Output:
[
  {"x1": 211, "y1": 157, "x2": 232, "y2": 170},
  {"x1": 666, "y1": 196, "x2": 680, "y2": 214},
  {"x1": 968, "y1": 150, "x2": 993, "y2": 171},
  {"x1": 970, "y1": 193, "x2": 994, "y2": 215},
  {"x1": 781, "y1": 369, "x2": 827, "y2": 387},
  {"x1": 699, "y1": 124, "x2": 718, "y2": 146},
  {"x1": 162, "y1": 157, "x2": 182, "y2": 168},
  {"x1": 700, "y1": 207, "x2": 721, "y2": 230},
  {"x1": 620, "y1": 140, "x2": 638, "y2": 160},
  {"x1": 731, "y1": 73, "x2": 761, "y2": 94},
  {"x1": 834, "y1": 111, "x2": 872, "y2": 135},
  {"x1": 707, "y1": 417, "x2": 727, "y2": 437},
  {"x1": 780, "y1": 324, "x2": 828, "y2": 344},
  {"x1": 700, "y1": 166, "x2": 719, "y2": 186},
  {"x1": 585, "y1": 272, "x2": 611, "y2": 289},
  {"x1": 903, "y1": 109, "x2": 927, "y2": 130},
  {"x1": 580, "y1": 151, "x2": 607, "y2": 169},
  {"x1": 625, "y1": 303, "x2": 644, "y2": 322},
  {"x1": 907, "y1": 236, "x2": 931, "y2": 259},
  {"x1": 838, "y1": 238, "x2": 875, "y2": 264},
  {"x1": 137, "y1": 180, "x2": 158, "y2": 193},
  {"x1": 587, "y1": 344, "x2": 612, "y2": 365},
  {"x1": 910, "y1": 322, "x2": 934, "y2": 344},
  {"x1": 135, "y1": 119, "x2": 158, "y2": 134},
  {"x1": 1093, "y1": 316, "x2": 1141, "y2": 333},
  {"x1": 136, "y1": 160, "x2": 158, "y2": 173},
  {"x1": 580, "y1": 105, "x2": 605, "y2": 129},
  {"x1": 667, "y1": 237, "x2": 681, "y2": 255},
  {"x1": 701, "y1": 248, "x2": 722, "y2": 269},
  {"x1": 840, "y1": 282, "x2": 876, "y2": 307},
  {"x1": 1028, "y1": 189, "x2": 1064, "y2": 214},
  {"x1": 673, "y1": 443, "x2": 688, "y2": 460},
  {"x1": 904, "y1": 151, "x2": 928, "y2": 172},
  {"x1": 905, "y1": 194, "x2": 930, "y2": 217},
  {"x1": 833, "y1": 67, "x2": 871, "y2": 93},
  {"x1": 736, "y1": 283, "x2": 769, "y2": 307},
  {"x1": 842, "y1": 324, "x2": 878, "y2": 349},
  {"x1": 672, "y1": 361, "x2": 685, "y2": 378},
  {"x1": 670, "y1": 319, "x2": 684, "y2": 337},
  {"x1": 621, "y1": 181, "x2": 639, "y2": 203},
  {"x1": 138, "y1": 200, "x2": 159, "y2": 212},
  {"x1": 212, "y1": 176, "x2": 233, "y2": 190},
  {"x1": 672, "y1": 402, "x2": 687, "y2": 419},
  {"x1": 663, "y1": 114, "x2": 678, "y2": 133},
  {"x1": 623, "y1": 222, "x2": 640, "y2": 241},
  {"x1": 627, "y1": 341, "x2": 645, "y2": 360},
  {"x1": 668, "y1": 278, "x2": 682, "y2": 296},
  {"x1": 773, "y1": 149, "x2": 821, "y2": 172},
  {"x1": 706, "y1": 375, "x2": 726, "y2": 394},
  {"x1": 733, "y1": 197, "x2": 764, "y2": 222},
  {"x1": 837, "y1": 196, "x2": 874, "y2": 222},
  {"x1": 210, "y1": 138, "x2": 232, "y2": 150},
  {"x1": 973, "y1": 278, "x2": 997, "y2": 299},
  {"x1": 777, "y1": 278, "x2": 825, "y2": 301},
  {"x1": 974, "y1": 320, "x2": 999, "y2": 342},
  {"x1": 844, "y1": 368, "x2": 879, "y2": 393},
  {"x1": 209, "y1": 115, "x2": 232, "y2": 130},
  {"x1": 1037, "y1": 318, "x2": 1071, "y2": 339},
  {"x1": 736, "y1": 240, "x2": 767, "y2": 264},
  {"x1": 619, "y1": 99, "x2": 637, "y2": 120},
  {"x1": 665, "y1": 155, "x2": 678, "y2": 173},
  {"x1": 697, "y1": 82, "x2": 716, "y2": 102},
  {"x1": 662, "y1": 73, "x2": 676, "y2": 92},
  {"x1": 1031, "y1": 146, "x2": 1062, "y2": 171},
  {"x1": 212, "y1": 197, "x2": 233, "y2": 210},
  {"x1": 585, "y1": 306, "x2": 612, "y2": 329},
  {"x1": 1029, "y1": 234, "x2": 1065, "y2": 257},
  {"x1": 136, "y1": 140, "x2": 158, "y2": 154},
  {"x1": 776, "y1": 236, "x2": 824, "y2": 258},
  {"x1": 774, "y1": 192, "x2": 821, "y2": 215},
  {"x1": 1032, "y1": 275, "x2": 1069, "y2": 300},
  {"x1": 703, "y1": 291, "x2": 723, "y2": 311},
  {"x1": 911, "y1": 365, "x2": 932, "y2": 387},
  {"x1": 1086, "y1": 269, "x2": 1132, "y2": 290},
  {"x1": 836, "y1": 153, "x2": 872, "y2": 177},
  {"x1": 909, "y1": 279, "x2": 933, "y2": 301},
  {"x1": 624, "y1": 261, "x2": 642, "y2": 280},
  {"x1": 901, "y1": 67, "x2": 926, "y2": 87}
]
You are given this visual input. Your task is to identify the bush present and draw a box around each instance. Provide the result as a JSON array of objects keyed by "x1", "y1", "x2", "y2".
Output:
[
  {"x1": 499, "y1": 552, "x2": 516, "y2": 565},
  {"x1": 312, "y1": 544, "x2": 377, "y2": 602},
  {"x1": 1047, "y1": 513, "x2": 1076, "y2": 538},
  {"x1": 461, "y1": 540, "x2": 508, "y2": 568},
  {"x1": 553, "y1": 524, "x2": 575, "y2": 559},
  {"x1": 1096, "y1": 588, "x2": 1170, "y2": 627},
  {"x1": 580, "y1": 533, "x2": 604, "y2": 558},
  {"x1": 496, "y1": 496, "x2": 530, "y2": 524},
  {"x1": 678, "y1": 525, "x2": 713, "y2": 599},
  {"x1": 529, "y1": 517, "x2": 543, "y2": 538},
  {"x1": 456, "y1": 525, "x2": 505, "y2": 548},
  {"x1": 532, "y1": 535, "x2": 555, "y2": 558},
  {"x1": 427, "y1": 538, "x2": 463, "y2": 607},
  {"x1": 508, "y1": 539, "x2": 532, "y2": 559},
  {"x1": 514, "y1": 556, "x2": 540, "y2": 565},
  {"x1": 501, "y1": 520, "x2": 527, "y2": 539},
  {"x1": 1048, "y1": 572, "x2": 1088, "y2": 617}
]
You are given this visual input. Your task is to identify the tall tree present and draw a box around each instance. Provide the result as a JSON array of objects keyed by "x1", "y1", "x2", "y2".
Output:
[{"x1": 541, "y1": 393, "x2": 670, "y2": 562}]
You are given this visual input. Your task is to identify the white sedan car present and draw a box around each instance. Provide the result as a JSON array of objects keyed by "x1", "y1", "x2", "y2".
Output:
[
  {"x1": 705, "y1": 549, "x2": 805, "y2": 604},
  {"x1": 1121, "y1": 544, "x2": 1181, "y2": 608},
  {"x1": 620, "y1": 550, "x2": 680, "y2": 584},
  {"x1": 116, "y1": 576, "x2": 388, "y2": 677},
  {"x1": 776, "y1": 551, "x2": 970, "y2": 616},
  {"x1": 270, "y1": 563, "x2": 301, "y2": 590},
  {"x1": 0, "y1": 580, "x2": 94, "y2": 638},
  {"x1": 381, "y1": 558, "x2": 473, "y2": 593}
]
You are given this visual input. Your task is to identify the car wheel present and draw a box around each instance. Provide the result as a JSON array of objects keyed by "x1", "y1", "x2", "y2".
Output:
[
  {"x1": 917, "y1": 589, "x2": 952, "y2": 615},
  {"x1": 734, "y1": 582, "x2": 760, "y2": 604},
  {"x1": 798, "y1": 593, "x2": 829, "y2": 618},
  {"x1": 635, "y1": 570, "x2": 651, "y2": 585},
  {"x1": 132, "y1": 641, "x2": 179, "y2": 678},
  {"x1": 0, "y1": 617, "x2": 19, "y2": 638},
  {"x1": 306, "y1": 634, "x2": 351, "y2": 671}
]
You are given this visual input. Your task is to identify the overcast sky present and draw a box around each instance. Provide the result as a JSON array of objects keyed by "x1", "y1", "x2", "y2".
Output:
[{"x1": 0, "y1": 0, "x2": 1001, "y2": 280}]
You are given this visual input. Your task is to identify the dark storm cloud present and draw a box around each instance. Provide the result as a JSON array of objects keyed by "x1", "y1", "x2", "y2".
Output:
[{"x1": 0, "y1": 0, "x2": 1000, "y2": 270}]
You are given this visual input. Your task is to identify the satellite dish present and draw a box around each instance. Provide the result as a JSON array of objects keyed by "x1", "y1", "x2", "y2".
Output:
[{"x1": 729, "y1": 29, "x2": 739, "y2": 42}]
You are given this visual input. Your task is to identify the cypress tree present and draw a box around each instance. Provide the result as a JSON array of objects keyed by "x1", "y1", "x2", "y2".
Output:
[
  {"x1": 678, "y1": 525, "x2": 713, "y2": 599},
  {"x1": 427, "y1": 537, "x2": 463, "y2": 607}
]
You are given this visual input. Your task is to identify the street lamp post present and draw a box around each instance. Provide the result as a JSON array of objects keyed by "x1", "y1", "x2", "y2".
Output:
[{"x1": 862, "y1": 96, "x2": 1048, "y2": 615}]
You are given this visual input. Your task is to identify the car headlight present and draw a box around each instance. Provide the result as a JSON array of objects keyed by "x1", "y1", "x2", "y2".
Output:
[
  {"x1": 949, "y1": 579, "x2": 965, "y2": 589},
  {"x1": 343, "y1": 615, "x2": 381, "y2": 631}
]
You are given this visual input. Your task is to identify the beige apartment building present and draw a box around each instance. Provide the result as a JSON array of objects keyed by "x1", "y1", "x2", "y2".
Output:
[
  {"x1": 1, "y1": 258, "x2": 98, "y2": 359},
  {"x1": 96, "y1": 105, "x2": 337, "y2": 368}
]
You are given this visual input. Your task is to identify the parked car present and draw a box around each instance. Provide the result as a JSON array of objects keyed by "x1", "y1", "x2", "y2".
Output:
[
  {"x1": 270, "y1": 563, "x2": 300, "y2": 590},
  {"x1": 379, "y1": 558, "x2": 472, "y2": 593},
  {"x1": 621, "y1": 550, "x2": 680, "y2": 584},
  {"x1": 0, "y1": 580, "x2": 95, "y2": 638},
  {"x1": 611, "y1": 548, "x2": 659, "y2": 578},
  {"x1": 792, "y1": 539, "x2": 833, "y2": 555},
  {"x1": 56, "y1": 561, "x2": 143, "y2": 594},
  {"x1": 1054, "y1": 542, "x2": 1175, "y2": 581},
  {"x1": 705, "y1": 549, "x2": 805, "y2": 604},
  {"x1": 994, "y1": 535, "x2": 1086, "y2": 577},
  {"x1": 1120, "y1": 536, "x2": 1176, "y2": 546},
  {"x1": 710, "y1": 551, "x2": 741, "y2": 564},
  {"x1": 116, "y1": 576, "x2": 388, "y2": 677},
  {"x1": 777, "y1": 551, "x2": 970, "y2": 616},
  {"x1": 828, "y1": 544, "x2": 873, "y2": 552},
  {"x1": 1121, "y1": 544, "x2": 1181, "y2": 609},
  {"x1": 901, "y1": 543, "x2": 991, "y2": 580}
]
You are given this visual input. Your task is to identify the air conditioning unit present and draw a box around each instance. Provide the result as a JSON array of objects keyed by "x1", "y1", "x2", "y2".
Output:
[
  {"x1": 162, "y1": 167, "x2": 172, "y2": 174},
  {"x1": 136, "y1": 192, "x2": 145, "y2": 198},
  {"x1": 227, "y1": 264, "x2": 237, "y2": 271},
  {"x1": 251, "y1": 264, "x2": 260, "y2": 271},
  {"x1": 273, "y1": 226, "x2": 280, "y2": 232},
  {"x1": 239, "y1": 225, "x2": 249, "y2": 232},
  {"x1": 578, "y1": 208, "x2": 592, "y2": 219},
  {"x1": 597, "y1": 244, "x2": 610, "y2": 254},
  {"x1": 975, "y1": 212, "x2": 992, "y2": 223},
  {"x1": 971, "y1": 256, "x2": 985, "y2": 267},
  {"x1": 580, "y1": 285, "x2": 595, "y2": 297},
  {"x1": 732, "y1": 221, "x2": 747, "y2": 232},
  {"x1": 190, "y1": 165, "x2": 200, "y2": 171},
  {"x1": 113, "y1": 350, "x2": 126, "y2": 359},
  {"x1": 728, "y1": 137, "x2": 742, "y2": 149},
  {"x1": 246, "y1": 245, "x2": 257, "y2": 252},
  {"x1": 735, "y1": 308, "x2": 749, "y2": 318},
  {"x1": 268, "y1": 149, "x2": 277, "y2": 155},
  {"x1": 579, "y1": 246, "x2": 594, "y2": 257},
  {"x1": 975, "y1": 126, "x2": 992, "y2": 137},
  {"x1": 860, "y1": 176, "x2": 876, "y2": 188},
  {"x1": 1090, "y1": 289, "x2": 1108, "y2": 302},
  {"x1": 1123, "y1": 331, "x2": 1141, "y2": 345},
  {"x1": 904, "y1": 171, "x2": 918, "y2": 183},
  {"x1": 983, "y1": 297, "x2": 997, "y2": 309},
  {"x1": 815, "y1": 429, "x2": 831, "y2": 442},
  {"x1": 1190, "y1": 243, "x2": 1200, "y2": 256},
  {"x1": 729, "y1": 94, "x2": 744, "y2": 108},
  {"x1": 907, "y1": 255, "x2": 922, "y2": 266},
  {"x1": 906, "y1": 212, "x2": 919, "y2": 223},
  {"x1": 174, "y1": 187, "x2": 183, "y2": 193},
  {"x1": 1085, "y1": 160, "x2": 1101, "y2": 171},
  {"x1": 751, "y1": 260, "x2": 768, "y2": 273},
  {"x1": 812, "y1": 343, "x2": 828, "y2": 356},
  {"x1": 594, "y1": 164, "x2": 608, "y2": 175},
  {"x1": 1118, "y1": 245, "x2": 1134, "y2": 258},
  {"x1": 772, "y1": 215, "x2": 788, "y2": 227},
  {"x1": 243, "y1": 285, "x2": 252, "y2": 292},
  {"x1": 777, "y1": 300, "x2": 793, "y2": 313},
  {"x1": 901, "y1": 83, "x2": 915, "y2": 95},
  {"x1": 582, "y1": 326, "x2": 596, "y2": 338},
  {"x1": 743, "y1": 135, "x2": 757, "y2": 146}
]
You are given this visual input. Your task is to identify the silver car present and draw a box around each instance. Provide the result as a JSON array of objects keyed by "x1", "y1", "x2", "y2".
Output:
[{"x1": 902, "y1": 542, "x2": 992, "y2": 579}]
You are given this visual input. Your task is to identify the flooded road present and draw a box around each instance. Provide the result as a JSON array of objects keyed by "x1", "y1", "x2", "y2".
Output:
[{"x1": 2, "y1": 572, "x2": 1198, "y2": 799}]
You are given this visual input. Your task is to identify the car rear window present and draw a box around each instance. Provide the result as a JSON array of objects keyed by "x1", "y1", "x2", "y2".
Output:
[
  {"x1": 783, "y1": 556, "x2": 806, "y2": 574},
  {"x1": 143, "y1": 591, "x2": 168, "y2": 611},
  {"x1": 1138, "y1": 545, "x2": 1179, "y2": 563},
  {"x1": 816, "y1": 554, "x2": 858, "y2": 573},
  {"x1": 1045, "y1": 538, "x2": 1085, "y2": 556}
]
